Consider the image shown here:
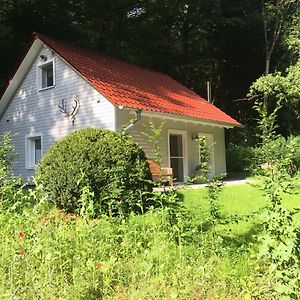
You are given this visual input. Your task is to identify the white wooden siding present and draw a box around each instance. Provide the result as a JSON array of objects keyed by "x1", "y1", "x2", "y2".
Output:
[
  {"x1": 0, "y1": 46, "x2": 115, "y2": 181},
  {"x1": 116, "y1": 108, "x2": 226, "y2": 178}
]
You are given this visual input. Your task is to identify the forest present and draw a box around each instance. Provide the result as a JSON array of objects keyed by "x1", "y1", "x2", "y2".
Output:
[{"x1": 0, "y1": 0, "x2": 299, "y2": 140}]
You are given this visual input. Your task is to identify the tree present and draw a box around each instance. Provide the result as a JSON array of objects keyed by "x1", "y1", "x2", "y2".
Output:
[
  {"x1": 250, "y1": 16, "x2": 300, "y2": 136},
  {"x1": 259, "y1": 0, "x2": 299, "y2": 112},
  {"x1": 261, "y1": 0, "x2": 298, "y2": 76}
]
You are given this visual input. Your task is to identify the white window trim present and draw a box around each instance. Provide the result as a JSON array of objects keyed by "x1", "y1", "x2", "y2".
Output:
[
  {"x1": 37, "y1": 57, "x2": 56, "y2": 91},
  {"x1": 25, "y1": 133, "x2": 43, "y2": 170},
  {"x1": 197, "y1": 132, "x2": 215, "y2": 177},
  {"x1": 167, "y1": 129, "x2": 188, "y2": 182}
]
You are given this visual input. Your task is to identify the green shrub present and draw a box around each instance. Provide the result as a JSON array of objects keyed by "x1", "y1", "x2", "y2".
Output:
[
  {"x1": 287, "y1": 135, "x2": 300, "y2": 175},
  {"x1": 0, "y1": 132, "x2": 17, "y2": 182},
  {"x1": 35, "y1": 128, "x2": 153, "y2": 216},
  {"x1": 0, "y1": 132, "x2": 23, "y2": 207},
  {"x1": 256, "y1": 135, "x2": 300, "y2": 176},
  {"x1": 226, "y1": 144, "x2": 255, "y2": 173}
]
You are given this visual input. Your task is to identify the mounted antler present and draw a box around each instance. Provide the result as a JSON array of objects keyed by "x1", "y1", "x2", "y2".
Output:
[{"x1": 58, "y1": 95, "x2": 80, "y2": 124}]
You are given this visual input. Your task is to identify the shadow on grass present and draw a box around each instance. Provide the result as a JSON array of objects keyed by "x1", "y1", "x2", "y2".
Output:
[
  {"x1": 195, "y1": 216, "x2": 265, "y2": 249},
  {"x1": 219, "y1": 222, "x2": 265, "y2": 247}
]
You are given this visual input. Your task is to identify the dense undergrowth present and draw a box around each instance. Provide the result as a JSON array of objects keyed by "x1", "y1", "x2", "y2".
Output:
[
  {"x1": 0, "y1": 176, "x2": 299, "y2": 299},
  {"x1": 0, "y1": 186, "x2": 268, "y2": 300}
]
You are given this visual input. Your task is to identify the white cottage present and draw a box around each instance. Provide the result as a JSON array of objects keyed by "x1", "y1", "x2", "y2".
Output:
[{"x1": 0, "y1": 33, "x2": 240, "y2": 182}]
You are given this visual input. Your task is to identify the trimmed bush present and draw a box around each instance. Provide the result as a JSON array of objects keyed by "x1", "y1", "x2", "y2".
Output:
[{"x1": 35, "y1": 128, "x2": 153, "y2": 215}]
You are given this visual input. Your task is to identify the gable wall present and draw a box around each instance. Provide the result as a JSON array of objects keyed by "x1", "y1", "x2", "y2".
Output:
[
  {"x1": 116, "y1": 109, "x2": 226, "y2": 179},
  {"x1": 0, "y1": 46, "x2": 115, "y2": 181}
]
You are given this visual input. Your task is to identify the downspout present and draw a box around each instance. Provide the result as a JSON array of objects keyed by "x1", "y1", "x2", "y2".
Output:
[{"x1": 122, "y1": 109, "x2": 142, "y2": 134}]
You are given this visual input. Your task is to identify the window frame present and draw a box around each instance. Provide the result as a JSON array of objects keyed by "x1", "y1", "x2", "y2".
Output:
[
  {"x1": 37, "y1": 58, "x2": 55, "y2": 91},
  {"x1": 25, "y1": 134, "x2": 43, "y2": 170}
]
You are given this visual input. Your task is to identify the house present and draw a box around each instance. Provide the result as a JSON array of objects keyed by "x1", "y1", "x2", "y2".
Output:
[{"x1": 0, "y1": 33, "x2": 240, "y2": 183}]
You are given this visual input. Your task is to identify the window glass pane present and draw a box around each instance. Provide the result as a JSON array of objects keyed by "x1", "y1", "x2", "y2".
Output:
[
  {"x1": 170, "y1": 158, "x2": 184, "y2": 182},
  {"x1": 41, "y1": 63, "x2": 53, "y2": 88},
  {"x1": 42, "y1": 68, "x2": 47, "y2": 88},
  {"x1": 47, "y1": 67, "x2": 53, "y2": 86},
  {"x1": 34, "y1": 138, "x2": 41, "y2": 164},
  {"x1": 35, "y1": 138, "x2": 41, "y2": 150},
  {"x1": 170, "y1": 134, "x2": 183, "y2": 157}
]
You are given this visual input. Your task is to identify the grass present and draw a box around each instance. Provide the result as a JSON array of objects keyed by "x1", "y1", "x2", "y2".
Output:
[
  {"x1": 0, "y1": 176, "x2": 299, "y2": 299},
  {"x1": 183, "y1": 176, "x2": 300, "y2": 221}
]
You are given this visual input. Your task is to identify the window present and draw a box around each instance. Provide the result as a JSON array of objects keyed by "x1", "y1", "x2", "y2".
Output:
[
  {"x1": 26, "y1": 135, "x2": 43, "y2": 169},
  {"x1": 38, "y1": 59, "x2": 55, "y2": 90},
  {"x1": 41, "y1": 63, "x2": 53, "y2": 88}
]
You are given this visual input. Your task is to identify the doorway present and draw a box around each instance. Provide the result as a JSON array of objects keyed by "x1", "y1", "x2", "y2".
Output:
[{"x1": 168, "y1": 130, "x2": 187, "y2": 182}]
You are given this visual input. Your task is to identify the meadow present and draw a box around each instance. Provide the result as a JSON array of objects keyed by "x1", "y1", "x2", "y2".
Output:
[{"x1": 1, "y1": 177, "x2": 299, "y2": 299}]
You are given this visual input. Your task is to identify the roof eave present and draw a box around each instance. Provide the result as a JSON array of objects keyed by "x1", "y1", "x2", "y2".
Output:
[{"x1": 122, "y1": 106, "x2": 241, "y2": 128}]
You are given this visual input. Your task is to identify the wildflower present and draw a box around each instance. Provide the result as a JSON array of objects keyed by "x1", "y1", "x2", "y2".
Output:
[
  {"x1": 95, "y1": 261, "x2": 105, "y2": 267},
  {"x1": 44, "y1": 215, "x2": 51, "y2": 222},
  {"x1": 18, "y1": 231, "x2": 25, "y2": 238},
  {"x1": 18, "y1": 250, "x2": 25, "y2": 255}
]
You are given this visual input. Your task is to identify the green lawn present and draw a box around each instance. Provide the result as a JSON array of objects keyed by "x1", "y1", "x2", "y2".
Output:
[
  {"x1": 183, "y1": 179, "x2": 300, "y2": 215},
  {"x1": 181, "y1": 176, "x2": 300, "y2": 237},
  {"x1": 183, "y1": 177, "x2": 300, "y2": 216}
]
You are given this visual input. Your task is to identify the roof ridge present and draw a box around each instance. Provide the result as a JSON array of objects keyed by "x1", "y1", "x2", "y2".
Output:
[{"x1": 34, "y1": 32, "x2": 174, "y2": 81}]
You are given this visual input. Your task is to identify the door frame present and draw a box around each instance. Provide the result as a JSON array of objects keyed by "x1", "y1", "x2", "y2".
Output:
[{"x1": 167, "y1": 129, "x2": 188, "y2": 182}]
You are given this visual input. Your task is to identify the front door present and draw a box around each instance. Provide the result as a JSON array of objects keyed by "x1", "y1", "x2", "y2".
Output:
[{"x1": 169, "y1": 131, "x2": 186, "y2": 182}]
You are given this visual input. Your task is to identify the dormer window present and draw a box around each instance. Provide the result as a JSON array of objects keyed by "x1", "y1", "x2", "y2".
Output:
[
  {"x1": 41, "y1": 63, "x2": 53, "y2": 88},
  {"x1": 37, "y1": 58, "x2": 55, "y2": 90}
]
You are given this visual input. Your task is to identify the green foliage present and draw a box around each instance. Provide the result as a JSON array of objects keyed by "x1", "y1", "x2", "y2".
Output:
[
  {"x1": 0, "y1": 132, "x2": 17, "y2": 180},
  {"x1": 253, "y1": 98, "x2": 300, "y2": 298},
  {"x1": 2, "y1": 175, "x2": 300, "y2": 298},
  {"x1": 195, "y1": 136, "x2": 210, "y2": 177},
  {"x1": 249, "y1": 16, "x2": 300, "y2": 136},
  {"x1": 253, "y1": 99, "x2": 282, "y2": 142},
  {"x1": 206, "y1": 175, "x2": 224, "y2": 223},
  {"x1": 35, "y1": 128, "x2": 153, "y2": 216},
  {"x1": 0, "y1": 191, "x2": 259, "y2": 299},
  {"x1": 141, "y1": 121, "x2": 164, "y2": 164},
  {"x1": 0, "y1": 132, "x2": 23, "y2": 209},
  {"x1": 192, "y1": 136, "x2": 224, "y2": 226},
  {"x1": 255, "y1": 135, "x2": 300, "y2": 176},
  {"x1": 226, "y1": 143, "x2": 255, "y2": 173}
]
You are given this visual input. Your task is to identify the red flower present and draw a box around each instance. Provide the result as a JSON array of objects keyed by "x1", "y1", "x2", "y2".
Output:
[
  {"x1": 18, "y1": 250, "x2": 25, "y2": 255},
  {"x1": 18, "y1": 231, "x2": 25, "y2": 238},
  {"x1": 44, "y1": 215, "x2": 51, "y2": 222},
  {"x1": 95, "y1": 261, "x2": 105, "y2": 267}
]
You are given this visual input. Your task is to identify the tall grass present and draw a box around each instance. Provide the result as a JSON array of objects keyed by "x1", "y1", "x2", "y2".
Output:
[
  {"x1": 0, "y1": 204, "x2": 256, "y2": 299},
  {"x1": 1, "y1": 178, "x2": 299, "y2": 299}
]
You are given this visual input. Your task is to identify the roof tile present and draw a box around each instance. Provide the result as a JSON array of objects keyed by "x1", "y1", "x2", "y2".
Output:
[{"x1": 35, "y1": 33, "x2": 240, "y2": 126}]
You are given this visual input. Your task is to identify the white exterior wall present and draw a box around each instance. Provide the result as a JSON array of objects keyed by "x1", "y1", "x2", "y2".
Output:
[
  {"x1": 0, "y1": 46, "x2": 115, "y2": 181},
  {"x1": 116, "y1": 109, "x2": 227, "y2": 180}
]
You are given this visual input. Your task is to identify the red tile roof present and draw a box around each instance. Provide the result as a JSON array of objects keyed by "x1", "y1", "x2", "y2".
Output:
[{"x1": 35, "y1": 33, "x2": 240, "y2": 126}]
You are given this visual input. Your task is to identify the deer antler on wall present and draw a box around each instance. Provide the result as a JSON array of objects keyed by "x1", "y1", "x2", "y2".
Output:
[{"x1": 58, "y1": 95, "x2": 80, "y2": 124}]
